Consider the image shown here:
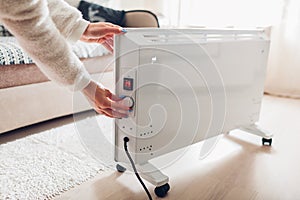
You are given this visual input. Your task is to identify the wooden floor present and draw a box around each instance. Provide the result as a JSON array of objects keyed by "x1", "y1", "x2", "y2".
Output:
[{"x1": 2, "y1": 95, "x2": 300, "y2": 200}]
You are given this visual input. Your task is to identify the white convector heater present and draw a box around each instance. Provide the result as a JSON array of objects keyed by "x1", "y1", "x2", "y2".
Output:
[{"x1": 113, "y1": 28, "x2": 272, "y2": 198}]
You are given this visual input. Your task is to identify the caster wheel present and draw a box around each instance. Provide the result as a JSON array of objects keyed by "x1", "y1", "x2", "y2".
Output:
[
  {"x1": 116, "y1": 164, "x2": 126, "y2": 173},
  {"x1": 154, "y1": 183, "x2": 170, "y2": 198},
  {"x1": 262, "y1": 138, "x2": 272, "y2": 146}
]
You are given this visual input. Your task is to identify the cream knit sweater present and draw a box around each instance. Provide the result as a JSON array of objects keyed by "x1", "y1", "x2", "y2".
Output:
[{"x1": 0, "y1": 0, "x2": 91, "y2": 91}]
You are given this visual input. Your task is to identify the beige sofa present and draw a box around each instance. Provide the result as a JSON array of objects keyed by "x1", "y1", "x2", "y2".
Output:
[{"x1": 0, "y1": 10, "x2": 159, "y2": 134}]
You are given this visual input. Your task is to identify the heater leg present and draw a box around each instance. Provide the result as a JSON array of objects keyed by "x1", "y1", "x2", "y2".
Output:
[
  {"x1": 116, "y1": 162, "x2": 170, "y2": 197},
  {"x1": 116, "y1": 164, "x2": 126, "y2": 173},
  {"x1": 137, "y1": 162, "x2": 169, "y2": 187},
  {"x1": 138, "y1": 162, "x2": 170, "y2": 198},
  {"x1": 240, "y1": 124, "x2": 273, "y2": 146}
]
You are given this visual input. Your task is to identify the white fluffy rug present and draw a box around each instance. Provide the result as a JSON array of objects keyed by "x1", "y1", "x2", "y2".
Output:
[{"x1": 0, "y1": 115, "x2": 113, "y2": 199}]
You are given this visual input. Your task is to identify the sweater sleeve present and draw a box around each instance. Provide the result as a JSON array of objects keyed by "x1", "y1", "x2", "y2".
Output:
[
  {"x1": 0, "y1": 0, "x2": 91, "y2": 91},
  {"x1": 47, "y1": 0, "x2": 89, "y2": 43}
]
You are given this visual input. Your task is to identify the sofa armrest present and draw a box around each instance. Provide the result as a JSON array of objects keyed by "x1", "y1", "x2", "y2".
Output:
[{"x1": 124, "y1": 10, "x2": 159, "y2": 28}]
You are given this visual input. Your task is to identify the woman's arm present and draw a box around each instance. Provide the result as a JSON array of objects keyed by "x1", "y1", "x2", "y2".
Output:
[
  {"x1": 0, "y1": 0, "x2": 129, "y2": 117},
  {"x1": 47, "y1": 0, "x2": 90, "y2": 43},
  {"x1": 47, "y1": 0, "x2": 125, "y2": 51},
  {"x1": 0, "y1": 0, "x2": 89, "y2": 91}
]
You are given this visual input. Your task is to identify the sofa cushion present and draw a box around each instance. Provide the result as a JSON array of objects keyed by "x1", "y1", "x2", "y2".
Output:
[
  {"x1": 0, "y1": 37, "x2": 33, "y2": 65},
  {"x1": 0, "y1": 36, "x2": 113, "y2": 89},
  {"x1": 0, "y1": 55, "x2": 114, "y2": 89},
  {"x1": 0, "y1": 37, "x2": 109, "y2": 66}
]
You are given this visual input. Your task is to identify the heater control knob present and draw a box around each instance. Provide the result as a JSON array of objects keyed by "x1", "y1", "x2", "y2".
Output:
[{"x1": 121, "y1": 96, "x2": 134, "y2": 109}]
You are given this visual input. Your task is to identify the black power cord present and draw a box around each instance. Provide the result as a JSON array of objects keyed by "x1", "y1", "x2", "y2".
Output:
[{"x1": 123, "y1": 137, "x2": 153, "y2": 200}]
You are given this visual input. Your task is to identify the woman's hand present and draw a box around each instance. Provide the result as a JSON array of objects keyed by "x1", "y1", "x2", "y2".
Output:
[
  {"x1": 80, "y1": 22, "x2": 125, "y2": 53},
  {"x1": 82, "y1": 81, "x2": 129, "y2": 118}
]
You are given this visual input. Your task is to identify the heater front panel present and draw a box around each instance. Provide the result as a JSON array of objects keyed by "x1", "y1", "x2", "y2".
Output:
[{"x1": 114, "y1": 29, "x2": 269, "y2": 164}]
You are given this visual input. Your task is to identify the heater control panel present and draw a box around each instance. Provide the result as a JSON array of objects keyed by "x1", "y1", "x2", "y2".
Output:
[
  {"x1": 123, "y1": 78, "x2": 134, "y2": 91},
  {"x1": 118, "y1": 68, "x2": 136, "y2": 117},
  {"x1": 120, "y1": 96, "x2": 134, "y2": 109}
]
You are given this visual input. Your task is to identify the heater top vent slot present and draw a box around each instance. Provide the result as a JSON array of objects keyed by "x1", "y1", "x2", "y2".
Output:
[
  {"x1": 143, "y1": 33, "x2": 262, "y2": 42},
  {"x1": 123, "y1": 28, "x2": 268, "y2": 45}
]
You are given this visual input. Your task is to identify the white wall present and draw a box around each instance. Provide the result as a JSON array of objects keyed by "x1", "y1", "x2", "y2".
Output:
[
  {"x1": 179, "y1": 0, "x2": 282, "y2": 28},
  {"x1": 104, "y1": 0, "x2": 282, "y2": 28},
  {"x1": 107, "y1": 0, "x2": 165, "y2": 11},
  {"x1": 265, "y1": 0, "x2": 300, "y2": 97}
]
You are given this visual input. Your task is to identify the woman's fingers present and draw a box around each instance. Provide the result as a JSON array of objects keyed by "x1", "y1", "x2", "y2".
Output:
[
  {"x1": 102, "y1": 41, "x2": 113, "y2": 53},
  {"x1": 104, "y1": 22, "x2": 120, "y2": 27},
  {"x1": 107, "y1": 92, "x2": 122, "y2": 101},
  {"x1": 95, "y1": 106, "x2": 124, "y2": 119},
  {"x1": 95, "y1": 93, "x2": 129, "y2": 115},
  {"x1": 82, "y1": 81, "x2": 130, "y2": 119},
  {"x1": 101, "y1": 108, "x2": 127, "y2": 118},
  {"x1": 88, "y1": 26, "x2": 122, "y2": 37},
  {"x1": 94, "y1": 107, "x2": 104, "y2": 115},
  {"x1": 80, "y1": 22, "x2": 126, "y2": 47},
  {"x1": 106, "y1": 37, "x2": 114, "y2": 47},
  {"x1": 103, "y1": 89, "x2": 131, "y2": 114}
]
